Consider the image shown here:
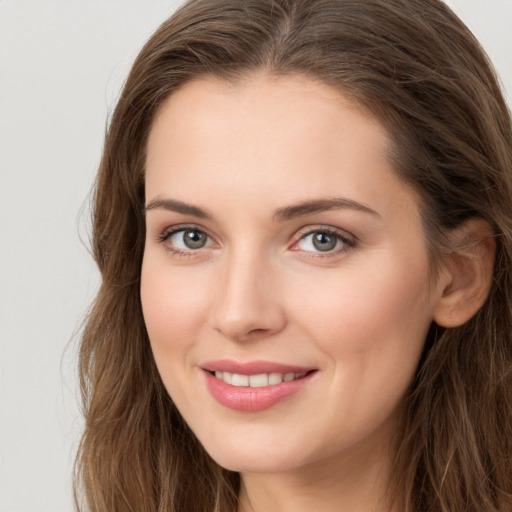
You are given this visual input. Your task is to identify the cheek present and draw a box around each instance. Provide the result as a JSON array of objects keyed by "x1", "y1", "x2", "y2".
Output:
[
  {"x1": 302, "y1": 254, "x2": 432, "y2": 339},
  {"x1": 288, "y1": 254, "x2": 434, "y2": 390},
  {"x1": 281, "y1": 258, "x2": 434, "y2": 451},
  {"x1": 140, "y1": 254, "x2": 212, "y2": 375}
]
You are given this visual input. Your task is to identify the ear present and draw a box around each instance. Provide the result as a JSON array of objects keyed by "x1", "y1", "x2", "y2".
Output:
[{"x1": 433, "y1": 218, "x2": 496, "y2": 328}]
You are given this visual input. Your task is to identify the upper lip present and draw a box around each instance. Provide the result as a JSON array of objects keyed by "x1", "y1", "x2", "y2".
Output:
[{"x1": 201, "y1": 359, "x2": 315, "y2": 375}]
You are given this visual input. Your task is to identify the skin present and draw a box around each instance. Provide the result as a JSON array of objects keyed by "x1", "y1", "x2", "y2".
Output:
[{"x1": 141, "y1": 74, "x2": 454, "y2": 512}]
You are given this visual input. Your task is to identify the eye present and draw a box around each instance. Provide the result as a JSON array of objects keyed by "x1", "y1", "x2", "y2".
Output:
[
  {"x1": 171, "y1": 229, "x2": 209, "y2": 249},
  {"x1": 158, "y1": 226, "x2": 214, "y2": 253},
  {"x1": 294, "y1": 228, "x2": 356, "y2": 254}
]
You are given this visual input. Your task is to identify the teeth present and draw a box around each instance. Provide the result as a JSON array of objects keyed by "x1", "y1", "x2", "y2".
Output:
[
  {"x1": 214, "y1": 371, "x2": 308, "y2": 387},
  {"x1": 268, "y1": 372, "x2": 283, "y2": 385},
  {"x1": 231, "y1": 373, "x2": 249, "y2": 386},
  {"x1": 249, "y1": 374, "x2": 268, "y2": 387}
]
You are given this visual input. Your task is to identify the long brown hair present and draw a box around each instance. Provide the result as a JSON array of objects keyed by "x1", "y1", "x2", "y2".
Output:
[{"x1": 75, "y1": 1, "x2": 512, "y2": 510}]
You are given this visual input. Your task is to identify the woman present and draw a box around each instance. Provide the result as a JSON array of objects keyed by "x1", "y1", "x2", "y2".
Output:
[{"x1": 75, "y1": 0, "x2": 512, "y2": 511}]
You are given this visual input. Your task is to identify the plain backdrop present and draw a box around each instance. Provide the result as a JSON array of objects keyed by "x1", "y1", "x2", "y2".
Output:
[{"x1": 0, "y1": 1, "x2": 510, "y2": 511}]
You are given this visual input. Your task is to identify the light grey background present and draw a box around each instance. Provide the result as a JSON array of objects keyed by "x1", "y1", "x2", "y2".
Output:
[{"x1": 0, "y1": 1, "x2": 510, "y2": 511}]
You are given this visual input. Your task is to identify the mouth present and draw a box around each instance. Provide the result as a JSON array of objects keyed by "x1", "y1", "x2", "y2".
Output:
[
  {"x1": 208, "y1": 369, "x2": 313, "y2": 387},
  {"x1": 201, "y1": 361, "x2": 318, "y2": 412}
]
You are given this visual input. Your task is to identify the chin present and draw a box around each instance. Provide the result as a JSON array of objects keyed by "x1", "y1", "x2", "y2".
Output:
[
  {"x1": 211, "y1": 450, "x2": 301, "y2": 474},
  {"x1": 196, "y1": 430, "x2": 315, "y2": 474}
]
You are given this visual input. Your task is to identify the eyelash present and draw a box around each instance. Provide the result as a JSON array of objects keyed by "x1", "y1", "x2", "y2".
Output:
[
  {"x1": 291, "y1": 226, "x2": 357, "y2": 259},
  {"x1": 157, "y1": 224, "x2": 212, "y2": 258},
  {"x1": 156, "y1": 224, "x2": 357, "y2": 259}
]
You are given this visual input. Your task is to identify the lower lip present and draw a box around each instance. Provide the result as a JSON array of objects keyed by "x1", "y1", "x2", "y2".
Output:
[{"x1": 204, "y1": 371, "x2": 315, "y2": 412}]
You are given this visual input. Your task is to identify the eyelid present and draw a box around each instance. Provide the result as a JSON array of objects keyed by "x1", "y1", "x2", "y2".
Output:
[
  {"x1": 290, "y1": 225, "x2": 357, "y2": 255},
  {"x1": 157, "y1": 223, "x2": 213, "y2": 242},
  {"x1": 293, "y1": 224, "x2": 357, "y2": 242},
  {"x1": 156, "y1": 223, "x2": 218, "y2": 256},
  {"x1": 155, "y1": 222, "x2": 357, "y2": 258}
]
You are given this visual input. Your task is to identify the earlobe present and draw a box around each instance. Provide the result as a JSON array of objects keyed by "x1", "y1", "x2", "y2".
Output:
[{"x1": 433, "y1": 218, "x2": 496, "y2": 328}]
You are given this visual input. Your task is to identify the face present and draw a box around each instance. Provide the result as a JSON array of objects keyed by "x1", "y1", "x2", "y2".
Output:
[{"x1": 141, "y1": 74, "x2": 444, "y2": 475}]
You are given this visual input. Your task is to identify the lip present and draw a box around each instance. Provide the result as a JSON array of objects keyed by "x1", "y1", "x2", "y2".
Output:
[
  {"x1": 201, "y1": 359, "x2": 314, "y2": 374},
  {"x1": 201, "y1": 359, "x2": 317, "y2": 412}
]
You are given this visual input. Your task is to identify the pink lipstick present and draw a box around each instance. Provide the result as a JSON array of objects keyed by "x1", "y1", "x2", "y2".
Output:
[{"x1": 201, "y1": 360, "x2": 316, "y2": 412}]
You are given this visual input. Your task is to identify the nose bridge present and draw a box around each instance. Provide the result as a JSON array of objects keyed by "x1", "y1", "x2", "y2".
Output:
[{"x1": 211, "y1": 243, "x2": 285, "y2": 341}]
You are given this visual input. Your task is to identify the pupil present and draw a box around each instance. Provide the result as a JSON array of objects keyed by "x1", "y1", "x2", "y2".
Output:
[
  {"x1": 312, "y1": 232, "x2": 337, "y2": 252},
  {"x1": 184, "y1": 230, "x2": 206, "y2": 249}
]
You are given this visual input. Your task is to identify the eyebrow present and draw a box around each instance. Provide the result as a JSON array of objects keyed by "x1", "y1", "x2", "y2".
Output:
[
  {"x1": 273, "y1": 197, "x2": 380, "y2": 221},
  {"x1": 144, "y1": 196, "x2": 379, "y2": 221},
  {"x1": 144, "y1": 197, "x2": 213, "y2": 219}
]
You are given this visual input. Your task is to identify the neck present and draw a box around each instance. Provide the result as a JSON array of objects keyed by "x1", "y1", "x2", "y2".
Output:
[{"x1": 237, "y1": 433, "x2": 399, "y2": 512}]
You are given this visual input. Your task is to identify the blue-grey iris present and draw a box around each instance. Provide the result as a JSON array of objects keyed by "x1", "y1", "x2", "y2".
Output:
[
  {"x1": 183, "y1": 230, "x2": 207, "y2": 249},
  {"x1": 312, "y1": 232, "x2": 337, "y2": 252}
]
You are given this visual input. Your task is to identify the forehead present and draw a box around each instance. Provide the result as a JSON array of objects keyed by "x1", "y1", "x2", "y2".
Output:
[
  {"x1": 148, "y1": 74, "x2": 387, "y2": 153},
  {"x1": 145, "y1": 74, "x2": 419, "y2": 224}
]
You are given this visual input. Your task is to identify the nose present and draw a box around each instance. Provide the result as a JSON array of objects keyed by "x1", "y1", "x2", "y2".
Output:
[{"x1": 210, "y1": 250, "x2": 287, "y2": 342}]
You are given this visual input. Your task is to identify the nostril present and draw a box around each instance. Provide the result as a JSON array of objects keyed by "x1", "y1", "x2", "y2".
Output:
[{"x1": 247, "y1": 328, "x2": 268, "y2": 336}]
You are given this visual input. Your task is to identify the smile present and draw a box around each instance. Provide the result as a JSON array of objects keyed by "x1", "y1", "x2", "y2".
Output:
[
  {"x1": 213, "y1": 371, "x2": 308, "y2": 387},
  {"x1": 201, "y1": 361, "x2": 317, "y2": 412}
]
